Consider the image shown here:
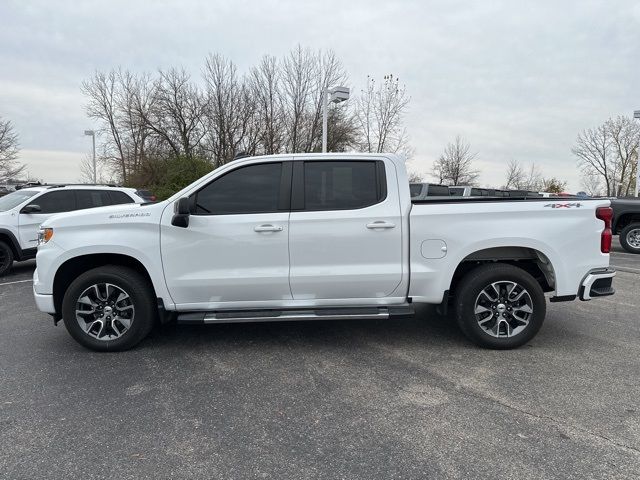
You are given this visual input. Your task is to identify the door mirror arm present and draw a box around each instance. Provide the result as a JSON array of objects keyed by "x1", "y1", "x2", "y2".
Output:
[{"x1": 171, "y1": 197, "x2": 191, "y2": 228}]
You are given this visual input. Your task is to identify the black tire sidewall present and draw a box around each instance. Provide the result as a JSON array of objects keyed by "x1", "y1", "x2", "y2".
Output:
[
  {"x1": 0, "y1": 241, "x2": 14, "y2": 276},
  {"x1": 455, "y1": 264, "x2": 546, "y2": 349},
  {"x1": 620, "y1": 223, "x2": 640, "y2": 254},
  {"x1": 62, "y1": 266, "x2": 155, "y2": 351}
]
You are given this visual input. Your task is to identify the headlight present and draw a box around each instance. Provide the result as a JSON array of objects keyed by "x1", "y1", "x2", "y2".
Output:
[{"x1": 37, "y1": 227, "x2": 54, "y2": 246}]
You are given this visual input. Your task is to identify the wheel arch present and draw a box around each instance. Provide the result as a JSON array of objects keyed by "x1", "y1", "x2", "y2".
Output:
[
  {"x1": 0, "y1": 228, "x2": 21, "y2": 258},
  {"x1": 449, "y1": 246, "x2": 556, "y2": 297},
  {"x1": 614, "y1": 213, "x2": 640, "y2": 234},
  {"x1": 53, "y1": 253, "x2": 157, "y2": 316}
]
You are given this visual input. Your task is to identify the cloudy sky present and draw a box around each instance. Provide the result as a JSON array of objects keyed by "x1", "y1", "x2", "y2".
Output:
[{"x1": 1, "y1": 0, "x2": 639, "y2": 190}]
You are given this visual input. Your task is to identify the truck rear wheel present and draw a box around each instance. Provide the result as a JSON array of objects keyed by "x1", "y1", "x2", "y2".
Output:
[
  {"x1": 61, "y1": 266, "x2": 156, "y2": 351},
  {"x1": 0, "y1": 241, "x2": 14, "y2": 277},
  {"x1": 454, "y1": 263, "x2": 546, "y2": 349},
  {"x1": 619, "y1": 223, "x2": 640, "y2": 254}
]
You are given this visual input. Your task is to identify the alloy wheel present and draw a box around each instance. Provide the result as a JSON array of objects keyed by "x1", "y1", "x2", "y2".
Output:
[
  {"x1": 474, "y1": 281, "x2": 534, "y2": 338},
  {"x1": 75, "y1": 283, "x2": 135, "y2": 340}
]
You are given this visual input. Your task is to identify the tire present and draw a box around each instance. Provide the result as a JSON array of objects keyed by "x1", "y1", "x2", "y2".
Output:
[
  {"x1": 0, "y1": 241, "x2": 14, "y2": 276},
  {"x1": 454, "y1": 263, "x2": 546, "y2": 349},
  {"x1": 619, "y1": 223, "x2": 640, "y2": 254},
  {"x1": 61, "y1": 266, "x2": 156, "y2": 351}
]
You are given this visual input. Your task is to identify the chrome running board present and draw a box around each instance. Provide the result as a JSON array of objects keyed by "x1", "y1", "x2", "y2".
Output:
[{"x1": 177, "y1": 304, "x2": 413, "y2": 325}]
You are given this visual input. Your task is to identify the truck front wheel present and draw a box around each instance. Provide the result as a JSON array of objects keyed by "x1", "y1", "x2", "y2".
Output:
[
  {"x1": 454, "y1": 264, "x2": 546, "y2": 349},
  {"x1": 61, "y1": 266, "x2": 156, "y2": 351}
]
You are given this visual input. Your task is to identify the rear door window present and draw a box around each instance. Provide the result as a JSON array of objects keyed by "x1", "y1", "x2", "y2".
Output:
[
  {"x1": 302, "y1": 161, "x2": 385, "y2": 211},
  {"x1": 76, "y1": 190, "x2": 113, "y2": 209}
]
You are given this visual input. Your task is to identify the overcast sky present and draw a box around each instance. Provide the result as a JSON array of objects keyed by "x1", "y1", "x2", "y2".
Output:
[{"x1": 1, "y1": 0, "x2": 639, "y2": 190}]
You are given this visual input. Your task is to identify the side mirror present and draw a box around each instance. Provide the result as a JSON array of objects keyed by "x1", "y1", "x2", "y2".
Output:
[
  {"x1": 171, "y1": 197, "x2": 191, "y2": 228},
  {"x1": 21, "y1": 204, "x2": 42, "y2": 214}
]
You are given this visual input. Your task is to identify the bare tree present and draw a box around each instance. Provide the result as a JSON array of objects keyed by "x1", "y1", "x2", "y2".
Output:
[
  {"x1": 607, "y1": 115, "x2": 639, "y2": 196},
  {"x1": 432, "y1": 136, "x2": 479, "y2": 185},
  {"x1": 581, "y1": 172, "x2": 603, "y2": 196},
  {"x1": 503, "y1": 159, "x2": 543, "y2": 190},
  {"x1": 573, "y1": 122, "x2": 616, "y2": 196},
  {"x1": 203, "y1": 55, "x2": 259, "y2": 166},
  {"x1": 0, "y1": 116, "x2": 24, "y2": 182},
  {"x1": 78, "y1": 153, "x2": 114, "y2": 184},
  {"x1": 82, "y1": 69, "x2": 156, "y2": 182},
  {"x1": 279, "y1": 46, "x2": 354, "y2": 153},
  {"x1": 82, "y1": 70, "x2": 129, "y2": 181},
  {"x1": 142, "y1": 68, "x2": 207, "y2": 159},
  {"x1": 503, "y1": 159, "x2": 524, "y2": 189},
  {"x1": 354, "y1": 75, "x2": 411, "y2": 156},
  {"x1": 407, "y1": 172, "x2": 423, "y2": 183},
  {"x1": 80, "y1": 47, "x2": 414, "y2": 192},
  {"x1": 249, "y1": 55, "x2": 285, "y2": 155},
  {"x1": 573, "y1": 117, "x2": 640, "y2": 197}
]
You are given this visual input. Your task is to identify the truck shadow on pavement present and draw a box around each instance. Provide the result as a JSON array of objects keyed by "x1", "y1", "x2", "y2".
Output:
[
  {"x1": 144, "y1": 306, "x2": 472, "y2": 351},
  {"x1": 138, "y1": 304, "x2": 582, "y2": 354}
]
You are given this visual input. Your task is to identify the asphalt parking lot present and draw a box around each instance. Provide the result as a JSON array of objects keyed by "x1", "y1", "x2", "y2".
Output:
[{"x1": 1, "y1": 244, "x2": 639, "y2": 479}]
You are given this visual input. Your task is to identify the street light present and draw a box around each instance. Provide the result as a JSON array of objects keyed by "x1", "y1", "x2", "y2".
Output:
[
  {"x1": 322, "y1": 86, "x2": 350, "y2": 153},
  {"x1": 84, "y1": 130, "x2": 96, "y2": 184},
  {"x1": 634, "y1": 110, "x2": 640, "y2": 197}
]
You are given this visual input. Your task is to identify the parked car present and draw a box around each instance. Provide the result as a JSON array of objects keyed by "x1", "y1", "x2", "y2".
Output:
[
  {"x1": 0, "y1": 185, "x2": 144, "y2": 275},
  {"x1": 34, "y1": 153, "x2": 615, "y2": 352},
  {"x1": 611, "y1": 197, "x2": 640, "y2": 253},
  {"x1": 135, "y1": 189, "x2": 158, "y2": 202}
]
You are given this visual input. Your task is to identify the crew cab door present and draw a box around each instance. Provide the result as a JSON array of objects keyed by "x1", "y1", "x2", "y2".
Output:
[
  {"x1": 160, "y1": 161, "x2": 293, "y2": 308},
  {"x1": 288, "y1": 159, "x2": 403, "y2": 300},
  {"x1": 17, "y1": 190, "x2": 76, "y2": 249}
]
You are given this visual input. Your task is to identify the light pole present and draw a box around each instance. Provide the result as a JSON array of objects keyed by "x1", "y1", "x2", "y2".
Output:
[
  {"x1": 634, "y1": 110, "x2": 640, "y2": 197},
  {"x1": 84, "y1": 130, "x2": 96, "y2": 183},
  {"x1": 322, "y1": 86, "x2": 350, "y2": 153}
]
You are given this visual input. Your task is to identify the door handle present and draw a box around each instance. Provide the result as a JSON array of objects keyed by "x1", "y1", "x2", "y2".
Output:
[
  {"x1": 366, "y1": 221, "x2": 396, "y2": 229},
  {"x1": 254, "y1": 224, "x2": 283, "y2": 232}
]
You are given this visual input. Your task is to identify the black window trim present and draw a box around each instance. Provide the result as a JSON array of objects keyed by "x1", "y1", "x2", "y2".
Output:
[
  {"x1": 291, "y1": 159, "x2": 388, "y2": 212},
  {"x1": 190, "y1": 161, "x2": 292, "y2": 216}
]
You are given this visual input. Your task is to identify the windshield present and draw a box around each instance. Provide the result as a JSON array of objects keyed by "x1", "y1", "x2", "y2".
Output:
[{"x1": 0, "y1": 190, "x2": 39, "y2": 212}]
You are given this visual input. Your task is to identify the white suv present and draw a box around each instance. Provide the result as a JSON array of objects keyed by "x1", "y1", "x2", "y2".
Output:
[{"x1": 0, "y1": 185, "x2": 143, "y2": 275}]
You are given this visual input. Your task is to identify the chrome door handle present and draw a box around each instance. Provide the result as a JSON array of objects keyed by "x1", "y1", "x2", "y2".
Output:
[
  {"x1": 254, "y1": 224, "x2": 283, "y2": 232},
  {"x1": 366, "y1": 221, "x2": 396, "y2": 229}
]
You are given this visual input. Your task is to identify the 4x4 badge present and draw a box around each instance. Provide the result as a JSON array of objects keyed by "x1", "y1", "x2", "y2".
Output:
[{"x1": 544, "y1": 202, "x2": 582, "y2": 208}]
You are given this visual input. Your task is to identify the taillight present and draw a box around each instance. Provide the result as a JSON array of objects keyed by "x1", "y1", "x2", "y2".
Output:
[{"x1": 596, "y1": 207, "x2": 613, "y2": 253}]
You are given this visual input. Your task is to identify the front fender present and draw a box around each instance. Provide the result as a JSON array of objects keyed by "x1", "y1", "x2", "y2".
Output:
[{"x1": 35, "y1": 229, "x2": 174, "y2": 310}]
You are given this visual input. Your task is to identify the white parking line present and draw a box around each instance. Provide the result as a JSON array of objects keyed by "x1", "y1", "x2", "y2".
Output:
[{"x1": 0, "y1": 279, "x2": 33, "y2": 287}]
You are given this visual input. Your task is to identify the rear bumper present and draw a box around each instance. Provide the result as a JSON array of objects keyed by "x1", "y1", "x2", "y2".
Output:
[{"x1": 579, "y1": 268, "x2": 616, "y2": 301}]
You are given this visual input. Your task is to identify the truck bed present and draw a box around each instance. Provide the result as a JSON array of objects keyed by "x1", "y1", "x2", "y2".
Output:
[{"x1": 407, "y1": 197, "x2": 611, "y2": 303}]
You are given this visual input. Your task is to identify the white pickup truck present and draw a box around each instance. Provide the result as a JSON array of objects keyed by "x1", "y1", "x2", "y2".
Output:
[{"x1": 33, "y1": 153, "x2": 616, "y2": 351}]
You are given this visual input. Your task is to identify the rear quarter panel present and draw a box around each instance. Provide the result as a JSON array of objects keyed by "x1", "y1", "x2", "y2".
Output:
[{"x1": 409, "y1": 199, "x2": 611, "y2": 303}]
